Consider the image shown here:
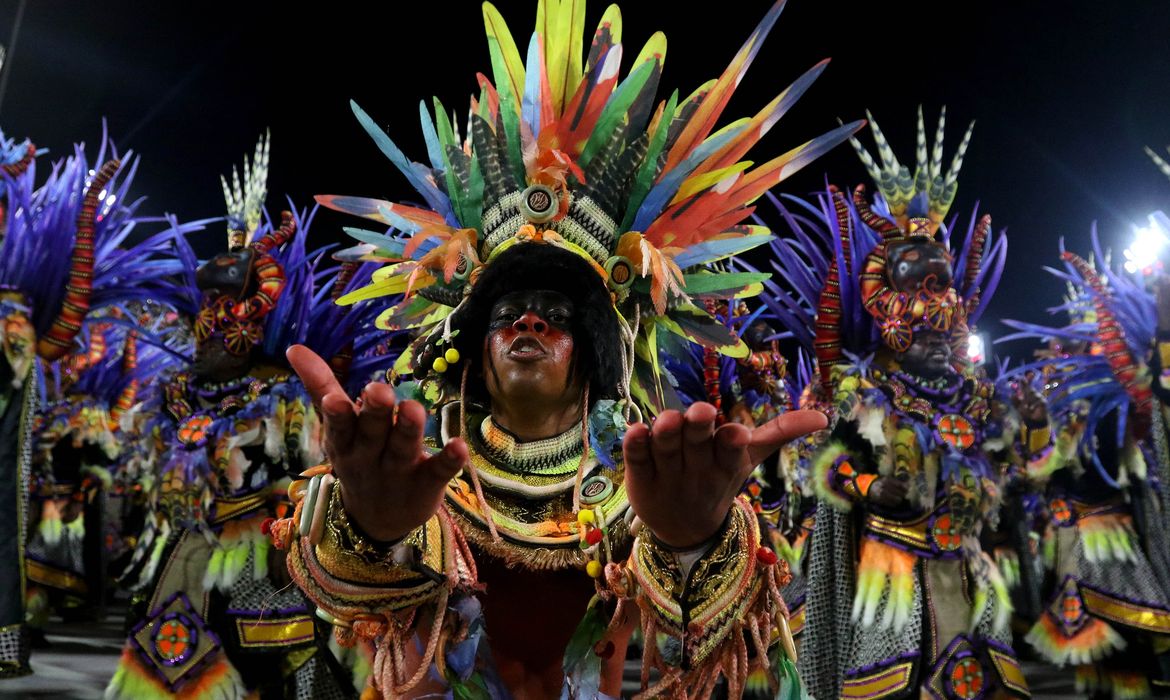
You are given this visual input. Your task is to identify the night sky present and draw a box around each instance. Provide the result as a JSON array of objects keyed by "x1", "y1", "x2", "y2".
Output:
[{"x1": 2, "y1": 0, "x2": 1170, "y2": 362}]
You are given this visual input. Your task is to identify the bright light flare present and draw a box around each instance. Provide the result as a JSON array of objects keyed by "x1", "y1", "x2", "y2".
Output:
[
  {"x1": 967, "y1": 333, "x2": 987, "y2": 366},
  {"x1": 1123, "y1": 212, "x2": 1170, "y2": 274}
]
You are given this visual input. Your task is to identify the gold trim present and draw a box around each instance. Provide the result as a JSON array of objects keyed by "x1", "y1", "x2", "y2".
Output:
[
  {"x1": 864, "y1": 510, "x2": 931, "y2": 550},
  {"x1": 25, "y1": 559, "x2": 86, "y2": 595},
  {"x1": 211, "y1": 491, "x2": 270, "y2": 524},
  {"x1": 1081, "y1": 585, "x2": 1170, "y2": 633},
  {"x1": 989, "y1": 648, "x2": 1029, "y2": 695},
  {"x1": 235, "y1": 616, "x2": 315, "y2": 648},
  {"x1": 841, "y1": 661, "x2": 914, "y2": 699}
]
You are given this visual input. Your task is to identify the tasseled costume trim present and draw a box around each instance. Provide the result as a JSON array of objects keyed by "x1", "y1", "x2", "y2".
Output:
[
  {"x1": 1079, "y1": 514, "x2": 1139, "y2": 564},
  {"x1": 969, "y1": 548, "x2": 1012, "y2": 637},
  {"x1": 852, "y1": 538, "x2": 915, "y2": 632},
  {"x1": 624, "y1": 501, "x2": 800, "y2": 699},
  {"x1": 1074, "y1": 666, "x2": 1151, "y2": 700},
  {"x1": 329, "y1": 630, "x2": 372, "y2": 695},
  {"x1": 103, "y1": 647, "x2": 246, "y2": 700},
  {"x1": 631, "y1": 564, "x2": 796, "y2": 699},
  {"x1": 38, "y1": 499, "x2": 64, "y2": 547},
  {"x1": 1026, "y1": 614, "x2": 1126, "y2": 666},
  {"x1": 281, "y1": 507, "x2": 478, "y2": 699},
  {"x1": 994, "y1": 546, "x2": 1020, "y2": 590},
  {"x1": 203, "y1": 514, "x2": 269, "y2": 592}
]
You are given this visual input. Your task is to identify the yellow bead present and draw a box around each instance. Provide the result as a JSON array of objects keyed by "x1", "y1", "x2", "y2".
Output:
[
  {"x1": 444, "y1": 348, "x2": 461, "y2": 364},
  {"x1": 432, "y1": 357, "x2": 449, "y2": 373},
  {"x1": 577, "y1": 509, "x2": 595, "y2": 526},
  {"x1": 586, "y1": 560, "x2": 603, "y2": 578}
]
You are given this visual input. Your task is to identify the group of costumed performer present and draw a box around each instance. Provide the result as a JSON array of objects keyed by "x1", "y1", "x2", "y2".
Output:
[
  {"x1": 0, "y1": 126, "x2": 201, "y2": 678},
  {"x1": 105, "y1": 134, "x2": 393, "y2": 699},
  {"x1": 266, "y1": 0, "x2": 865, "y2": 696},
  {"x1": 997, "y1": 228, "x2": 1170, "y2": 698}
]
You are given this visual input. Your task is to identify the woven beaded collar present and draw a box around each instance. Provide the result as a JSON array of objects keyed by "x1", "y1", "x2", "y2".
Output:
[{"x1": 475, "y1": 415, "x2": 583, "y2": 477}]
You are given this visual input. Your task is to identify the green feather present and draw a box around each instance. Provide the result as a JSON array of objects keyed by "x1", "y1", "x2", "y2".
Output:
[
  {"x1": 635, "y1": 270, "x2": 768, "y2": 298},
  {"x1": 662, "y1": 304, "x2": 749, "y2": 357},
  {"x1": 343, "y1": 227, "x2": 406, "y2": 258},
  {"x1": 621, "y1": 90, "x2": 678, "y2": 232},
  {"x1": 578, "y1": 59, "x2": 656, "y2": 169}
]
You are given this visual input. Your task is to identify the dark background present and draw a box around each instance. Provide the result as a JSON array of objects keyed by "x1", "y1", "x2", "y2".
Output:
[{"x1": 2, "y1": 0, "x2": 1169, "y2": 361}]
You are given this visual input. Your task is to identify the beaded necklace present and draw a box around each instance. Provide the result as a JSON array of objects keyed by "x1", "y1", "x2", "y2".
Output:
[{"x1": 476, "y1": 416, "x2": 584, "y2": 477}]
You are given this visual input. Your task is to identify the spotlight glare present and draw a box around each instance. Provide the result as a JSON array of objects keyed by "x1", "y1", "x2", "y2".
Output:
[
  {"x1": 1123, "y1": 212, "x2": 1170, "y2": 274},
  {"x1": 967, "y1": 333, "x2": 986, "y2": 366}
]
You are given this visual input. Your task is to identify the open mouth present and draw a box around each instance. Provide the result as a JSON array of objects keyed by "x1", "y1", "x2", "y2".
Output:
[{"x1": 507, "y1": 335, "x2": 547, "y2": 361}]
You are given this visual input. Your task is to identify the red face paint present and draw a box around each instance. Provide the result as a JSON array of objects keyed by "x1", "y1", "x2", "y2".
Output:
[{"x1": 483, "y1": 290, "x2": 579, "y2": 401}]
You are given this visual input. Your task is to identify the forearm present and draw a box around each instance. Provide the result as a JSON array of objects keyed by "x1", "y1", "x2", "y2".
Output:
[
  {"x1": 270, "y1": 466, "x2": 477, "y2": 695},
  {"x1": 621, "y1": 497, "x2": 797, "y2": 695}
]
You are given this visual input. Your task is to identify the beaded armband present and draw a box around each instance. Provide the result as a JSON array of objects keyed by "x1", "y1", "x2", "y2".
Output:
[
  {"x1": 624, "y1": 497, "x2": 796, "y2": 696},
  {"x1": 268, "y1": 465, "x2": 479, "y2": 697}
]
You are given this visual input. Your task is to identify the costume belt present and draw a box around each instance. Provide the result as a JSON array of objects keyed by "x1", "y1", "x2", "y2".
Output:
[
  {"x1": 1046, "y1": 496, "x2": 1126, "y2": 527},
  {"x1": 209, "y1": 490, "x2": 271, "y2": 526},
  {"x1": 863, "y1": 503, "x2": 965, "y2": 560}
]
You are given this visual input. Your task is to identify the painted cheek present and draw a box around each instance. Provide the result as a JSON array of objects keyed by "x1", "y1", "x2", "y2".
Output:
[
  {"x1": 488, "y1": 327, "x2": 517, "y2": 357},
  {"x1": 544, "y1": 328, "x2": 574, "y2": 362}
]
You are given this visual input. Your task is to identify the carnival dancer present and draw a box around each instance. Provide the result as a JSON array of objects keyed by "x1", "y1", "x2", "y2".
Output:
[
  {"x1": 1001, "y1": 241, "x2": 1170, "y2": 698},
  {"x1": 106, "y1": 135, "x2": 386, "y2": 699},
  {"x1": 795, "y1": 108, "x2": 1038, "y2": 699},
  {"x1": 0, "y1": 129, "x2": 199, "y2": 678},
  {"x1": 269, "y1": 0, "x2": 861, "y2": 696},
  {"x1": 27, "y1": 323, "x2": 137, "y2": 632}
]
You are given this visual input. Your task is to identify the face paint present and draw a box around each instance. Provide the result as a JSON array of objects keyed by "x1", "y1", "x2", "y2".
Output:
[{"x1": 482, "y1": 290, "x2": 581, "y2": 405}]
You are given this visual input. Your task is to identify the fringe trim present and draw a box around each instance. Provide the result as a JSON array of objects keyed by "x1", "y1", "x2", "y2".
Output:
[
  {"x1": 1025, "y1": 613, "x2": 1126, "y2": 666},
  {"x1": 852, "y1": 538, "x2": 915, "y2": 632},
  {"x1": 450, "y1": 508, "x2": 585, "y2": 571},
  {"x1": 103, "y1": 646, "x2": 246, "y2": 700},
  {"x1": 630, "y1": 558, "x2": 795, "y2": 699}
]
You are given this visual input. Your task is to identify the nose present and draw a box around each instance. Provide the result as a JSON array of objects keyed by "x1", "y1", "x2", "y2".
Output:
[{"x1": 512, "y1": 311, "x2": 548, "y2": 334}]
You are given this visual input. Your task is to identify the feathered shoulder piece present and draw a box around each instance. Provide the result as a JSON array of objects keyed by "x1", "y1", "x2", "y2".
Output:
[
  {"x1": 1001, "y1": 231, "x2": 1156, "y2": 440},
  {"x1": 0, "y1": 126, "x2": 207, "y2": 369},
  {"x1": 322, "y1": 0, "x2": 861, "y2": 412}
]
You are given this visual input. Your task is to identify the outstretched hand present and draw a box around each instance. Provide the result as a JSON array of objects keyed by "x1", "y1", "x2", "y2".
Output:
[
  {"x1": 286, "y1": 345, "x2": 466, "y2": 542},
  {"x1": 622, "y1": 403, "x2": 827, "y2": 549}
]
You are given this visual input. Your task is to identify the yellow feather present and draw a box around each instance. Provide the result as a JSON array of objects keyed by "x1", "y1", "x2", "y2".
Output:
[
  {"x1": 671, "y1": 162, "x2": 752, "y2": 205},
  {"x1": 483, "y1": 3, "x2": 526, "y2": 107},
  {"x1": 632, "y1": 30, "x2": 667, "y2": 70},
  {"x1": 336, "y1": 275, "x2": 410, "y2": 305},
  {"x1": 538, "y1": 0, "x2": 585, "y2": 115}
]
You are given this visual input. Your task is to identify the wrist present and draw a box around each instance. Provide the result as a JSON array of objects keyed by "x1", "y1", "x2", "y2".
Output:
[
  {"x1": 647, "y1": 510, "x2": 732, "y2": 552},
  {"x1": 338, "y1": 482, "x2": 413, "y2": 544}
]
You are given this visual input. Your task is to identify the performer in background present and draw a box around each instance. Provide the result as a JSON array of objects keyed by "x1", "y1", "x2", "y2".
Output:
[{"x1": 797, "y1": 109, "x2": 1038, "y2": 699}]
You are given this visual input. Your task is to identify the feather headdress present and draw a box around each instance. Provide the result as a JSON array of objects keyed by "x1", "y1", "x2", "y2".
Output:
[{"x1": 323, "y1": 0, "x2": 861, "y2": 413}]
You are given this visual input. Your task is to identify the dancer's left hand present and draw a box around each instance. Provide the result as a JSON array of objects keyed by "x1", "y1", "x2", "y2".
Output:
[{"x1": 622, "y1": 403, "x2": 827, "y2": 549}]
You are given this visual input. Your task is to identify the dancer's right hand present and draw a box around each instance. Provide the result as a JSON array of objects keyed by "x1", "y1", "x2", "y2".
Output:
[
  {"x1": 287, "y1": 345, "x2": 467, "y2": 542},
  {"x1": 868, "y1": 476, "x2": 908, "y2": 508}
]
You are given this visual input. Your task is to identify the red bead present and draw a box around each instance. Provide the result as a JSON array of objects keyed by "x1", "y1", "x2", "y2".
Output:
[
  {"x1": 260, "y1": 517, "x2": 276, "y2": 536},
  {"x1": 585, "y1": 528, "x2": 604, "y2": 546},
  {"x1": 756, "y1": 546, "x2": 778, "y2": 566}
]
